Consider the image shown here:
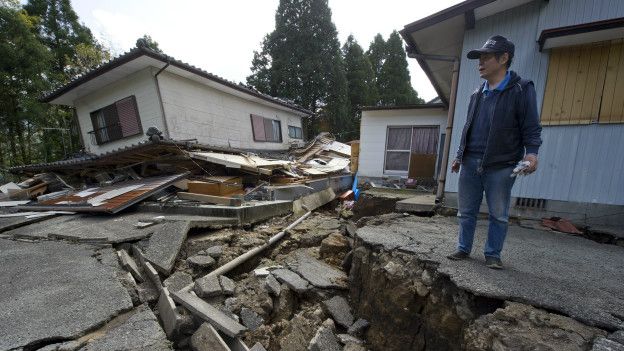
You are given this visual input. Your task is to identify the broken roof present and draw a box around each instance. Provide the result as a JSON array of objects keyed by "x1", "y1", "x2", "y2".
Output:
[
  {"x1": 42, "y1": 45, "x2": 313, "y2": 116},
  {"x1": 399, "y1": 0, "x2": 534, "y2": 105}
]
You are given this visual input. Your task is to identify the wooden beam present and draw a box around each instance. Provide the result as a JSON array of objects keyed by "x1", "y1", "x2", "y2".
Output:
[{"x1": 178, "y1": 192, "x2": 242, "y2": 206}]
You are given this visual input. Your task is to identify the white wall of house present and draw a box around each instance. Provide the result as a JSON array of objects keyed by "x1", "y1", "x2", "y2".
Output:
[
  {"x1": 73, "y1": 67, "x2": 163, "y2": 155},
  {"x1": 359, "y1": 108, "x2": 447, "y2": 178},
  {"x1": 157, "y1": 71, "x2": 304, "y2": 151}
]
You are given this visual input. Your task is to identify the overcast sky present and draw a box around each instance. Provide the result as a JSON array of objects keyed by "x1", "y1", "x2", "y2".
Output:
[{"x1": 72, "y1": 0, "x2": 463, "y2": 102}]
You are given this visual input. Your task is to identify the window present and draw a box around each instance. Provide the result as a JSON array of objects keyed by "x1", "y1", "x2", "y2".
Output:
[
  {"x1": 384, "y1": 126, "x2": 439, "y2": 175},
  {"x1": 288, "y1": 125, "x2": 303, "y2": 139},
  {"x1": 541, "y1": 39, "x2": 624, "y2": 125},
  {"x1": 89, "y1": 96, "x2": 142, "y2": 145},
  {"x1": 251, "y1": 114, "x2": 282, "y2": 142}
]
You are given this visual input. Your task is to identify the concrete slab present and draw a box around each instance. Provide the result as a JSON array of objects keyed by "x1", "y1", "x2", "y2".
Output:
[
  {"x1": 144, "y1": 220, "x2": 190, "y2": 274},
  {"x1": 322, "y1": 296, "x2": 354, "y2": 329},
  {"x1": 158, "y1": 287, "x2": 182, "y2": 339},
  {"x1": 308, "y1": 326, "x2": 341, "y2": 351},
  {"x1": 195, "y1": 275, "x2": 222, "y2": 298},
  {"x1": 117, "y1": 249, "x2": 145, "y2": 282},
  {"x1": 288, "y1": 251, "x2": 348, "y2": 290},
  {"x1": 191, "y1": 323, "x2": 230, "y2": 351},
  {"x1": 267, "y1": 184, "x2": 314, "y2": 201},
  {"x1": 355, "y1": 215, "x2": 624, "y2": 330},
  {"x1": 0, "y1": 239, "x2": 133, "y2": 350},
  {"x1": 81, "y1": 304, "x2": 171, "y2": 351},
  {"x1": 0, "y1": 212, "x2": 57, "y2": 233},
  {"x1": 395, "y1": 194, "x2": 436, "y2": 213},
  {"x1": 171, "y1": 291, "x2": 247, "y2": 337},
  {"x1": 292, "y1": 188, "x2": 337, "y2": 217},
  {"x1": 272, "y1": 268, "x2": 311, "y2": 294},
  {"x1": 140, "y1": 200, "x2": 292, "y2": 225},
  {"x1": 163, "y1": 271, "x2": 193, "y2": 293}
]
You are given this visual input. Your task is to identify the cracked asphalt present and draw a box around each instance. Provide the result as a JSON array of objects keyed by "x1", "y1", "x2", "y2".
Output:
[{"x1": 356, "y1": 215, "x2": 624, "y2": 330}]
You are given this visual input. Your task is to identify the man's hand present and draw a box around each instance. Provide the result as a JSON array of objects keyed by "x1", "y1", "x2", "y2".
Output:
[
  {"x1": 522, "y1": 154, "x2": 538, "y2": 174},
  {"x1": 451, "y1": 159, "x2": 461, "y2": 173}
]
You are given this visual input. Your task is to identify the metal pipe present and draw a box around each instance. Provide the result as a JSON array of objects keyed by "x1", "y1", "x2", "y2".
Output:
[
  {"x1": 154, "y1": 62, "x2": 171, "y2": 139},
  {"x1": 436, "y1": 59, "x2": 460, "y2": 203},
  {"x1": 178, "y1": 210, "x2": 313, "y2": 294}
]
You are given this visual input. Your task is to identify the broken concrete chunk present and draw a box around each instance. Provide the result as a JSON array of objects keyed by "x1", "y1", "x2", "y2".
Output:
[
  {"x1": 265, "y1": 274, "x2": 281, "y2": 296},
  {"x1": 609, "y1": 331, "x2": 624, "y2": 345},
  {"x1": 343, "y1": 343, "x2": 368, "y2": 351},
  {"x1": 337, "y1": 334, "x2": 364, "y2": 345},
  {"x1": 117, "y1": 249, "x2": 145, "y2": 283},
  {"x1": 81, "y1": 304, "x2": 171, "y2": 351},
  {"x1": 194, "y1": 275, "x2": 222, "y2": 298},
  {"x1": 592, "y1": 337, "x2": 624, "y2": 351},
  {"x1": 223, "y1": 336, "x2": 251, "y2": 351},
  {"x1": 249, "y1": 342, "x2": 268, "y2": 351},
  {"x1": 163, "y1": 271, "x2": 193, "y2": 294},
  {"x1": 190, "y1": 323, "x2": 230, "y2": 351},
  {"x1": 187, "y1": 254, "x2": 216, "y2": 269},
  {"x1": 145, "y1": 221, "x2": 190, "y2": 274},
  {"x1": 203, "y1": 245, "x2": 224, "y2": 258},
  {"x1": 308, "y1": 326, "x2": 342, "y2": 351},
  {"x1": 347, "y1": 318, "x2": 370, "y2": 337},
  {"x1": 289, "y1": 251, "x2": 348, "y2": 290},
  {"x1": 137, "y1": 280, "x2": 159, "y2": 304},
  {"x1": 272, "y1": 268, "x2": 310, "y2": 294},
  {"x1": 219, "y1": 275, "x2": 236, "y2": 296},
  {"x1": 240, "y1": 307, "x2": 264, "y2": 331},
  {"x1": 171, "y1": 291, "x2": 247, "y2": 338},
  {"x1": 319, "y1": 233, "x2": 350, "y2": 262},
  {"x1": 158, "y1": 287, "x2": 182, "y2": 339},
  {"x1": 322, "y1": 296, "x2": 354, "y2": 329}
]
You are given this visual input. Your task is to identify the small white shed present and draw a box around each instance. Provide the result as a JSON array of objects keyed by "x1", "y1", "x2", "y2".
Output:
[{"x1": 358, "y1": 103, "x2": 447, "y2": 181}]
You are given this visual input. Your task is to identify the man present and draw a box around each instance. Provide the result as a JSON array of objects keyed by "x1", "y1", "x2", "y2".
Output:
[{"x1": 446, "y1": 35, "x2": 542, "y2": 269}]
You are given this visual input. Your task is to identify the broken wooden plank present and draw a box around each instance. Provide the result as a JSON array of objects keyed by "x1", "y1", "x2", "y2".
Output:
[
  {"x1": 171, "y1": 290, "x2": 247, "y2": 338},
  {"x1": 178, "y1": 192, "x2": 242, "y2": 206}
]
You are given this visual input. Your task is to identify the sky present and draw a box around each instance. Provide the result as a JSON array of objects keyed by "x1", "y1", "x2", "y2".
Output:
[{"x1": 72, "y1": 0, "x2": 463, "y2": 102}]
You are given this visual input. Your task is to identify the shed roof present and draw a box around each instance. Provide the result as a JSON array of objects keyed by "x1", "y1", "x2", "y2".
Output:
[
  {"x1": 400, "y1": 0, "x2": 534, "y2": 106},
  {"x1": 42, "y1": 46, "x2": 312, "y2": 116}
]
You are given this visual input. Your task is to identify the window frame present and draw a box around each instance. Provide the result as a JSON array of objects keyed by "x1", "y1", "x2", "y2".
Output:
[
  {"x1": 383, "y1": 125, "x2": 440, "y2": 175},
  {"x1": 250, "y1": 114, "x2": 283, "y2": 143},
  {"x1": 89, "y1": 95, "x2": 142, "y2": 145},
  {"x1": 288, "y1": 125, "x2": 303, "y2": 139}
]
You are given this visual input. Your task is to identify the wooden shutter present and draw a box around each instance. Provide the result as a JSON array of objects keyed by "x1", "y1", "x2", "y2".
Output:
[
  {"x1": 541, "y1": 41, "x2": 610, "y2": 125},
  {"x1": 116, "y1": 96, "x2": 142, "y2": 137},
  {"x1": 102, "y1": 103, "x2": 122, "y2": 141},
  {"x1": 251, "y1": 114, "x2": 266, "y2": 141},
  {"x1": 599, "y1": 39, "x2": 624, "y2": 123}
]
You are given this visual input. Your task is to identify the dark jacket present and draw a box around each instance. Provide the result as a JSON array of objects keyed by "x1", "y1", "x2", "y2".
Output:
[{"x1": 455, "y1": 71, "x2": 542, "y2": 168}]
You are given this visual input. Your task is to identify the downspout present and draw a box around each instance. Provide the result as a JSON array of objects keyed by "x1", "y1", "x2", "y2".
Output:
[
  {"x1": 407, "y1": 52, "x2": 460, "y2": 204},
  {"x1": 436, "y1": 59, "x2": 460, "y2": 204},
  {"x1": 154, "y1": 61, "x2": 170, "y2": 139}
]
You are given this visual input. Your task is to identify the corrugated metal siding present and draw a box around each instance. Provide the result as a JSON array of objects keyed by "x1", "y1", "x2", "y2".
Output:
[{"x1": 445, "y1": 0, "x2": 624, "y2": 205}]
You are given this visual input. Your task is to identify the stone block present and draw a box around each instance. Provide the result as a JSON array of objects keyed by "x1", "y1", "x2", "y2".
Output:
[
  {"x1": 194, "y1": 275, "x2": 222, "y2": 298},
  {"x1": 322, "y1": 296, "x2": 354, "y2": 329},
  {"x1": 308, "y1": 326, "x2": 341, "y2": 351}
]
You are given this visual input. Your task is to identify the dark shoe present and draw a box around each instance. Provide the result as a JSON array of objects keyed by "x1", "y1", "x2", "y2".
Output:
[
  {"x1": 485, "y1": 256, "x2": 503, "y2": 270},
  {"x1": 447, "y1": 251, "x2": 470, "y2": 260}
]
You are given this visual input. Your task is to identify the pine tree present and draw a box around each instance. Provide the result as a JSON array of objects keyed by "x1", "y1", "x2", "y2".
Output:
[
  {"x1": 377, "y1": 31, "x2": 423, "y2": 105},
  {"x1": 366, "y1": 34, "x2": 386, "y2": 79},
  {"x1": 342, "y1": 35, "x2": 377, "y2": 139},
  {"x1": 247, "y1": 0, "x2": 348, "y2": 139}
]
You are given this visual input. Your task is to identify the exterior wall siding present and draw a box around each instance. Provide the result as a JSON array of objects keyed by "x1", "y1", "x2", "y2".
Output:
[
  {"x1": 359, "y1": 108, "x2": 447, "y2": 178},
  {"x1": 444, "y1": 0, "x2": 624, "y2": 206},
  {"x1": 74, "y1": 68, "x2": 164, "y2": 155},
  {"x1": 158, "y1": 71, "x2": 303, "y2": 151}
]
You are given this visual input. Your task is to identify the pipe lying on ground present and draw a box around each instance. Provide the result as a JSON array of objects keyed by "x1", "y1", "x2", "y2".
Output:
[{"x1": 180, "y1": 209, "x2": 313, "y2": 293}]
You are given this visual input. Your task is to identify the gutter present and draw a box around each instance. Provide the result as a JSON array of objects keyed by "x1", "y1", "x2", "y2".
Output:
[
  {"x1": 406, "y1": 52, "x2": 460, "y2": 204},
  {"x1": 154, "y1": 61, "x2": 170, "y2": 139}
]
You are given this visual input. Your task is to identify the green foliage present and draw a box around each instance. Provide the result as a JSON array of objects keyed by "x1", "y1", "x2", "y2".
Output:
[
  {"x1": 342, "y1": 35, "x2": 377, "y2": 139},
  {"x1": 136, "y1": 34, "x2": 162, "y2": 53},
  {"x1": 376, "y1": 31, "x2": 423, "y2": 105},
  {"x1": 0, "y1": 0, "x2": 110, "y2": 173},
  {"x1": 247, "y1": 0, "x2": 349, "y2": 140},
  {"x1": 366, "y1": 33, "x2": 386, "y2": 79}
]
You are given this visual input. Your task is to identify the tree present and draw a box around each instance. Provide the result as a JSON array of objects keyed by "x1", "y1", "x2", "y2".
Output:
[
  {"x1": 247, "y1": 0, "x2": 348, "y2": 139},
  {"x1": 366, "y1": 33, "x2": 386, "y2": 79},
  {"x1": 0, "y1": 3, "x2": 52, "y2": 167},
  {"x1": 136, "y1": 34, "x2": 162, "y2": 52},
  {"x1": 342, "y1": 35, "x2": 377, "y2": 139},
  {"x1": 377, "y1": 31, "x2": 422, "y2": 105}
]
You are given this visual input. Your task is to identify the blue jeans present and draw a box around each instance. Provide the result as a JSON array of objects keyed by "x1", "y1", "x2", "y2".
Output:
[{"x1": 457, "y1": 156, "x2": 516, "y2": 259}]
